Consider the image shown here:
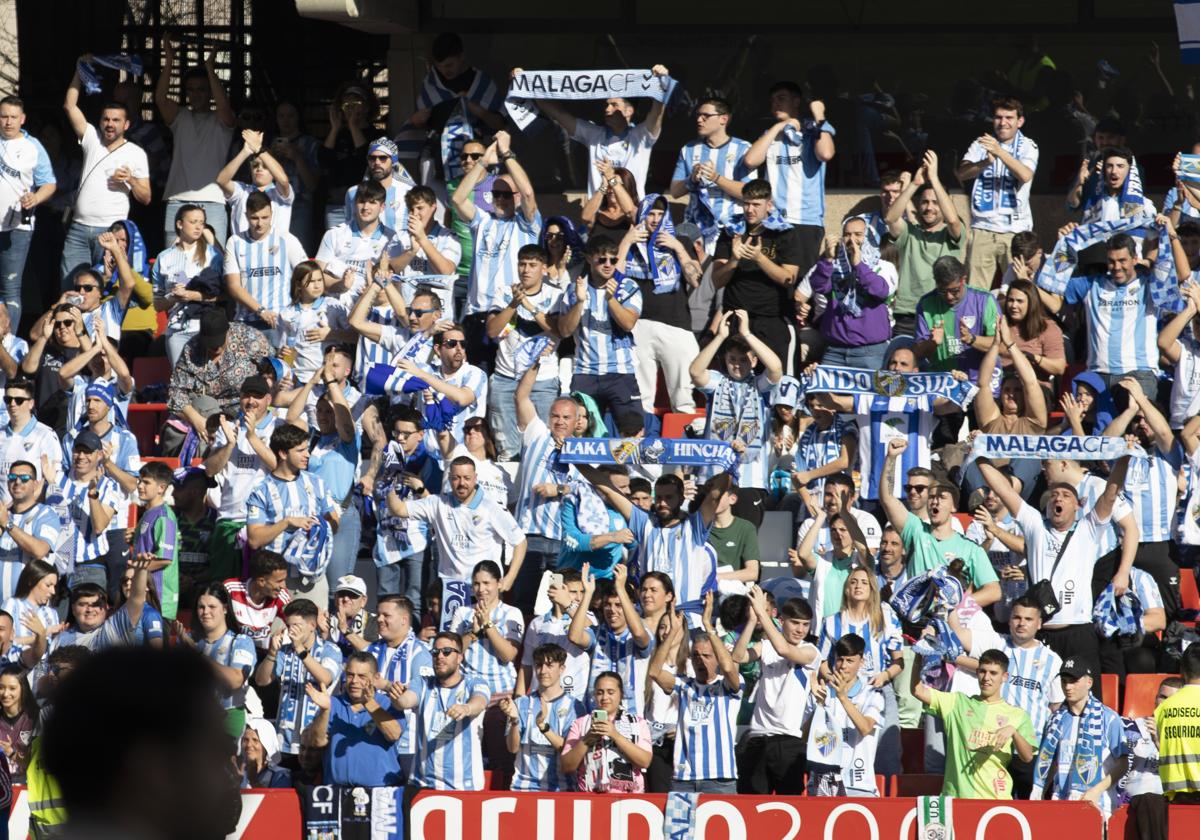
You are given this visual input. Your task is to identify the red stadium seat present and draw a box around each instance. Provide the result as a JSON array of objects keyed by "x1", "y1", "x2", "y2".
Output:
[
  {"x1": 127, "y1": 403, "x2": 169, "y2": 455},
  {"x1": 1100, "y1": 672, "x2": 1119, "y2": 712},
  {"x1": 900, "y1": 727, "x2": 925, "y2": 773},
  {"x1": 661, "y1": 411, "x2": 705, "y2": 439},
  {"x1": 140, "y1": 456, "x2": 180, "y2": 470},
  {"x1": 132, "y1": 356, "x2": 171, "y2": 389},
  {"x1": 876, "y1": 774, "x2": 888, "y2": 797},
  {"x1": 892, "y1": 773, "x2": 945, "y2": 797},
  {"x1": 1123, "y1": 673, "x2": 1178, "y2": 718},
  {"x1": 1181, "y1": 570, "x2": 1200, "y2": 613}
]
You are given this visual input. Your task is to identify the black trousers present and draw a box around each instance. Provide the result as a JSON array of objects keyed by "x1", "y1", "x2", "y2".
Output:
[
  {"x1": 1126, "y1": 792, "x2": 1168, "y2": 840},
  {"x1": 736, "y1": 733, "x2": 807, "y2": 795},
  {"x1": 646, "y1": 736, "x2": 675, "y2": 793},
  {"x1": 1136, "y1": 541, "x2": 1182, "y2": 621},
  {"x1": 1038, "y1": 623, "x2": 1102, "y2": 698},
  {"x1": 745, "y1": 314, "x2": 798, "y2": 377},
  {"x1": 1009, "y1": 755, "x2": 1034, "y2": 800},
  {"x1": 462, "y1": 312, "x2": 498, "y2": 374}
]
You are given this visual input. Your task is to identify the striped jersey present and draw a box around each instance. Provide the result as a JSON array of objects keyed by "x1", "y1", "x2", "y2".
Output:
[
  {"x1": 628, "y1": 507, "x2": 715, "y2": 619},
  {"x1": 196, "y1": 630, "x2": 257, "y2": 710},
  {"x1": 1123, "y1": 446, "x2": 1182, "y2": 544},
  {"x1": 672, "y1": 675, "x2": 743, "y2": 781},
  {"x1": 244, "y1": 470, "x2": 336, "y2": 561},
  {"x1": 1164, "y1": 186, "x2": 1200, "y2": 220},
  {"x1": 507, "y1": 691, "x2": 585, "y2": 791},
  {"x1": 273, "y1": 639, "x2": 343, "y2": 754},
  {"x1": 761, "y1": 122, "x2": 837, "y2": 226},
  {"x1": 367, "y1": 633, "x2": 433, "y2": 755},
  {"x1": 466, "y1": 210, "x2": 543, "y2": 316},
  {"x1": 223, "y1": 231, "x2": 308, "y2": 320},
  {"x1": 672, "y1": 137, "x2": 752, "y2": 243},
  {"x1": 344, "y1": 177, "x2": 414, "y2": 231},
  {"x1": 817, "y1": 605, "x2": 903, "y2": 678},
  {"x1": 554, "y1": 275, "x2": 641, "y2": 375},
  {"x1": 1075, "y1": 472, "x2": 1134, "y2": 555},
  {"x1": 52, "y1": 473, "x2": 122, "y2": 565},
  {"x1": 0, "y1": 129, "x2": 54, "y2": 232},
  {"x1": 853, "y1": 394, "x2": 937, "y2": 501},
  {"x1": 794, "y1": 416, "x2": 857, "y2": 499},
  {"x1": 149, "y1": 243, "x2": 224, "y2": 330},
  {"x1": 586, "y1": 622, "x2": 653, "y2": 717},
  {"x1": 211, "y1": 413, "x2": 277, "y2": 521},
  {"x1": 695, "y1": 371, "x2": 773, "y2": 489},
  {"x1": 316, "y1": 220, "x2": 396, "y2": 289},
  {"x1": 0, "y1": 504, "x2": 61, "y2": 600},
  {"x1": 449, "y1": 601, "x2": 524, "y2": 695},
  {"x1": 0, "y1": 335, "x2": 27, "y2": 430},
  {"x1": 0, "y1": 597, "x2": 57, "y2": 656},
  {"x1": 1064, "y1": 273, "x2": 1158, "y2": 375},
  {"x1": 354, "y1": 310, "x2": 409, "y2": 382},
  {"x1": 967, "y1": 628, "x2": 1064, "y2": 741},
  {"x1": 514, "y1": 417, "x2": 570, "y2": 539},
  {"x1": 521, "y1": 610, "x2": 592, "y2": 701},
  {"x1": 0, "y1": 418, "x2": 64, "y2": 504},
  {"x1": 227, "y1": 181, "x2": 293, "y2": 237},
  {"x1": 1131, "y1": 567, "x2": 1166, "y2": 621},
  {"x1": 410, "y1": 673, "x2": 492, "y2": 791},
  {"x1": 81, "y1": 296, "x2": 128, "y2": 344}
]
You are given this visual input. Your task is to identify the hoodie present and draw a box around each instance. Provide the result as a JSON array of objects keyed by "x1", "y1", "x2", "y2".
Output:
[{"x1": 1070, "y1": 370, "x2": 1115, "y2": 435}]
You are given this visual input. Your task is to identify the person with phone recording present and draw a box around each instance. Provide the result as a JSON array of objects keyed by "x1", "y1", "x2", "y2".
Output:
[{"x1": 560, "y1": 668, "x2": 652, "y2": 793}]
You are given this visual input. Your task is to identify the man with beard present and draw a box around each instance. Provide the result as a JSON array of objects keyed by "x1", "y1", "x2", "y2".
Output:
[{"x1": 344, "y1": 137, "x2": 416, "y2": 231}]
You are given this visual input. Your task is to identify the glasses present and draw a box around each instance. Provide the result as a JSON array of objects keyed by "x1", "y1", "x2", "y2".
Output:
[
  {"x1": 695, "y1": 112, "x2": 722, "y2": 120},
  {"x1": 431, "y1": 647, "x2": 461, "y2": 657},
  {"x1": 408, "y1": 307, "x2": 438, "y2": 317},
  {"x1": 544, "y1": 232, "x2": 565, "y2": 240},
  {"x1": 464, "y1": 422, "x2": 485, "y2": 433},
  {"x1": 461, "y1": 152, "x2": 484, "y2": 161},
  {"x1": 74, "y1": 284, "x2": 98, "y2": 293},
  {"x1": 367, "y1": 154, "x2": 392, "y2": 161},
  {"x1": 903, "y1": 484, "x2": 929, "y2": 494},
  {"x1": 491, "y1": 190, "x2": 515, "y2": 198},
  {"x1": 6, "y1": 474, "x2": 33, "y2": 483},
  {"x1": 3, "y1": 396, "x2": 28, "y2": 405},
  {"x1": 75, "y1": 600, "x2": 104, "y2": 611},
  {"x1": 439, "y1": 338, "x2": 466, "y2": 349},
  {"x1": 54, "y1": 320, "x2": 74, "y2": 328},
  {"x1": 393, "y1": 428, "x2": 420, "y2": 438},
  {"x1": 593, "y1": 256, "x2": 618, "y2": 265}
]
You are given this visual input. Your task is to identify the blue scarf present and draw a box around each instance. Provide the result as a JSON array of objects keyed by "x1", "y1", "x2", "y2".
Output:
[
  {"x1": 633, "y1": 194, "x2": 683, "y2": 294},
  {"x1": 363, "y1": 334, "x2": 434, "y2": 395},
  {"x1": 1081, "y1": 154, "x2": 1145, "y2": 223},
  {"x1": 538, "y1": 216, "x2": 586, "y2": 256},
  {"x1": 890, "y1": 568, "x2": 964, "y2": 624},
  {"x1": 1151, "y1": 220, "x2": 1193, "y2": 314},
  {"x1": 1179, "y1": 153, "x2": 1200, "y2": 183},
  {"x1": 801, "y1": 365, "x2": 978, "y2": 409},
  {"x1": 571, "y1": 480, "x2": 612, "y2": 535},
  {"x1": 512, "y1": 334, "x2": 553, "y2": 376},
  {"x1": 912, "y1": 617, "x2": 966, "y2": 679},
  {"x1": 829, "y1": 215, "x2": 883, "y2": 318},
  {"x1": 1032, "y1": 694, "x2": 1113, "y2": 800},
  {"x1": 972, "y1": 130, "x2": 1026, "y2": 215},
  {"x1": 726, "y1": 208, "x2": 793, "y2": 235},
  {"x1": 1092, "y1": 584, "x2": 1144, "y2": 641},
  {"x1": 969, "y1": 433, "x2": 1141, "y2": 462},
  {"x1": 440, "y1": 99, "x2": 474, "y2": 182},
  {"x1": 558, "y1": 436, "x2": 737, "y2": 471},
  {"x1": 77, "y1": 54, "x2": 144, "y2": 95},
  {"x1": 1035, "y1": 211, "x2": 1156, "y2": 295}
]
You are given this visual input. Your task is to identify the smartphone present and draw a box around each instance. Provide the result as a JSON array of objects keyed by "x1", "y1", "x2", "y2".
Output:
[
  {"x1": 549, "y1": 573, "x2": 564, "y2": 589},
  {"x1": 592, "y1": 709, "x2": 608, "y2": 723}
]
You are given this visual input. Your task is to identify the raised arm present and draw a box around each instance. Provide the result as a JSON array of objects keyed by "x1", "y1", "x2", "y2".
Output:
[
  {"x1": 974, "y1": 340, "x2": 1002, "y2": 428},
  {"x1": 977, "y1": 459, "x2": 1025, "y2": 518},
  {"x1": 1093, "y1": 455, "x2": 1131, "y2": 523},
  {"x1": 642, "y1": 64, "x2": 671, "y2": 139},
  {"x1": 925, "y1": 150, "x2": 962, "y2": 239},
  {"x1": 749, "y1": 585, "x2": 818, "y2": 665},
  {"x1": 450, "y1": 142, "x2": 497, "y2": 224},
  {"x1": 700, "y1": 592, "x2": 740, "y2": 692},
  {"x1": 878, "y1": 438, "x2": 912, "y2": 531},
  {"x1": 496, "y1": 131, "x2": 538, "y2": 222},
  {"x1": 514, "y1": 348, "x2": 546, "y2": 433},
  {"x1": 998, "y1": 318, "x2": 1048, "y2": 427},
  {"x1": 1121, "y1": 376, "x2": 1175, "y2": 454},
  {"x1": 566, "y1": 565, "x2": 596, "y2": 650},
  {"x1": 347, "y1": 281, "x2": 386, "y2": 343},
  {"x1": 688, "y1": 311, "x2": 730, "y2": 389},
  {"x1": 63, "y1": 58, "x2": 90, "y2": 139},
  {"x1": 154, "y1": 41, "x2": 180, "y2": 126},
  {"x1": 613, "y1": 563, "x2": 649, "y2": 648},
  {"x1": 1159, "y1": 282, "x2": 1200, "y2": 364},
  {"x1": 743, "y1": 119, "x2": 794, "y2": 170},
  {"x1": 204, "y1": 52, "x2": 236, "y2": 129},
  {"x1": 885, "y1": 167, "x2": 924, "y2": 238},
  {"x1": 646, "y1": 611, "x2": 684, "y2": 694}
]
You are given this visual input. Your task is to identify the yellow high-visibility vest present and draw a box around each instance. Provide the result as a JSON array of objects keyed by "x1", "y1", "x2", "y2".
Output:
[
  {"x1": 1155, "y1": 684, "x2": 1200, "y2": 799},
  {"x1": 25, "y1": 738, "x2": 67, "y2": 837}
]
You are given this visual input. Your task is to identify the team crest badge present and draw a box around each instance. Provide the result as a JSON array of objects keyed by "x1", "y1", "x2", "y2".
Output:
[{"x1": 873, "y1": 370, "x2": 906, "y2": 397}]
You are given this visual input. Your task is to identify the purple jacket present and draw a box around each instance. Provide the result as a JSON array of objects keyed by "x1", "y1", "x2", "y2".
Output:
[{"x1": 808, "y1": 259, "x2": 893, "y2": 347}]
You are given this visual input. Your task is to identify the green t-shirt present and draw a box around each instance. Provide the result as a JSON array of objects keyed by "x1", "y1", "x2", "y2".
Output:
[
  {"x1": 893, "y1": 220, "x2": 965, "y2": 315},
  {"x1": 708, "y1": 517, "x2": 759, "y2": 572},
  {"x1": 927, "y1": 689, "x2": 1035, "y2": 799},
  {"x1": 915, "y1": 286, "x2": 999, "y2": 373},
  {"x1": 900, "y1": 512, "x2": 999, "y2": 589},
  {"x1": 137, "y1": 504, "x2": 180, "y2": 620},
  {"x1": 447, "y1": 177, "x2": 474, "y2": 278}
]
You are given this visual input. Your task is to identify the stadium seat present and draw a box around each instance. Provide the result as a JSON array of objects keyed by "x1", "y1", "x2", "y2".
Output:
[
  {"x1": 900, "y1": 727, "x2": 925, "y2": 773},
  {"x1": 1100, "y1": 672, "x2": 1119, "y2": 712},
  {"x1": 892, "y1": 773, "x2": 945, "y2": 797},
  {"x1": 128, "y1": 403, "x2": 169, "y2": 455},
  {"x1": 140, "y1": 456, "x2": 180, "y2": 470},
  {"x1": 132, "y1": 356, "x2": 171, "y2": 389},
  {"x1": 876, "y1": 774, "x2": 888, "y2": 797},
  {"x1": 1123, "y1": 673, "x2": 1178, "y2": 718},
  {"x1": 758, "y1": 511, "x2": 795, "y2": 579},
  {"x1": 660, "y1": 410, "x2": 705, "y2": 439},
  {"x1": 1181, "y1": 569, "x2": 1200, "y2": 613}
]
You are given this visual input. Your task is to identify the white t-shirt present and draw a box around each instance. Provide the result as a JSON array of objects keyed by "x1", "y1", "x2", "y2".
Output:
[
  {"x1": 572, "y1": 120, "x2": 657, "y2": 197},
  {"x1": 164, "y1": 108, "x2": 234, "y2": 203},
  {"x1": 749, "y1": 638, "x2": 818, "y2": 737},
  {"x1": 74, "y1": 125, "x2": 150, "y2": 227},
  {"x1": 211, "y1": 415, "x2": 277, "y2": 521},
  {"x1": 227, "y1": 180, "x2": 294, "y2": 237},
  {"x1": 405, "y1": 491, "x2": 525, "y2": 580},
  {"x1": 491, "y1": 280, "x2": 565, "y2": 381},
  {"x1": 795, "y1": 507, "x2": 883, "y2": 555},
  {"x1": 1170, "y1": 334, "x2": 1200, "y2": 429},
  {"x1": 1015, "y1": 501, "x2": 1111, "y2": 628},
  {"x1": 443, "y1": 444, "x2": 511, "y2": 511},
  {"x1": 963, "y1": 135, "x2": 1039, "y2": 233}
]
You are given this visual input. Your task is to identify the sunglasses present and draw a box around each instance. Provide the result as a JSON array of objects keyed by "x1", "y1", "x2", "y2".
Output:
[
  {"x1": 6, "y1": 474, "x2": 34, "y2": 483},
  {"x1": 408, "y1": 307, "x2": 438, "y2": 317},
  {"x1": 367, "y1": 154, "x2": 392, "y2": 161},
  {"x1": 431, "y1": 647, "x2": 461, "y2": 657},
  {"x1": 903, "y1": 484, "x2": 929, "y2": 494},
  {"x1": 74, "y1": 284, "x2": 98, "y2": 293},
  {"x1": 491, "y1": 190, "x2": 515, "y2": 198},
  {"x1": 3, "y1": 396, "x2": 28, "y2": 405},
  {"x1": 695, "y1": 112, "x2": 722, "y2": 120},
  {"x1": 392, "y1": 429, "x2": 420, "y2": 438},
  {"x1": 439, "y1": 338, "x2": 466, "y2": 349},
  {"x1": 461, "y1": 152, "x2": 484, "y2": 161},
  {"x1": 593, "y1": 256, "x2": 618, "y2": 265},
  {"x1": 54, "y1": 320, "x2": 74, "y2": 328},
  {"x1": 544, "y1": 232, "x2": 565, "y2": 240}
]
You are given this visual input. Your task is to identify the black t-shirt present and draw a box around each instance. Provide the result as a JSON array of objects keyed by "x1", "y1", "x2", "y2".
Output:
[
  {"x1": 632, "y1": 276, "x2": 692, "y2": 330},
  {"x1": 715, "y1": 227, "x2": 802, "y2": 317}
]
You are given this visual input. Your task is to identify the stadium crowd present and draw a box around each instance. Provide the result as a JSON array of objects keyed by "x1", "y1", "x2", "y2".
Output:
[{"x1": 2, "y1": 29, "x2": 1200, "y2": 840}]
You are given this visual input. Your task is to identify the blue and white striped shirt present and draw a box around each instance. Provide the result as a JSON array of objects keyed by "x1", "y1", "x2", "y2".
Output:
[
  {"x1": 1075, "y1": 473, "x2": 1133, "y2": 556},
  {"x1": 555, "y1": 276, "x2": 641, "y2": 376},
  {"x1": 244, "y1": 471, "x2": 336, "y2": 560},
  {"x1": 450, "y1": 601, "x2": 524, "y2": 695},
  {"x1": 508, "y1": 691, "x2": 585, "y2": 791},
  {"x1": 367, "y1": 633, "x2": 433, "y2": 755},
  {"x1": 466, "y1": 210, "x2": 542, "y2": 316},
  {"x1": 761, "y1": 122, "x2": 837, "y2": 226},
  {"x1": 0, "y1": 597, "x2": 57, "y2": 656},
  {"x1": 0, "y1": 129, "x2": 55, "y2": 232},
  {"x1": 53, "y1": 473, "x2": 122, "y2": 565},
  {"x1": 817, "y1": 605, "x2": 903, "y2": 679},
  {"x1": 514, "y1": 418, "x2": 569, "y2": 539},
  {"x1": 794, "y1": 416, "x2": 857, "y2": 499},
  {"x1": 344, "y1": 177, "x2": 414, "y2": 231},
  {"x1": 410, "y1": 673, "x2": 492, "y2": 791},
  {"x1": 672, "y1": 674, "x2": 743, "y2": 781},
  {"x1": 1064, "y1": 273, "x2": 1159, "y2": 375},
  {"x1": 197, "y1": 630, "x2": 257, "y2": 710},
  {"x1": 586, "y1": 623, "x2": 653, "y2": 717},
  {"x1": 224, "y1": 231, "x2": 308, "y2": 320},
  {"x1": 672, "y1": 137, "x2": 752, "y2": 246},
  {"x1": 853, "y1": 394, "x2": 937, "y2": 501},
  {"x1": 629, "y1": 507, "x2": 715, "y2": 621},
  {"x1": 1123, "y1": 446, "x2": 1182, "y2": 544},
  {"x1": 273, "y1": 639, "x2": 343, "y2": 754},
  {"x1": 316, "y1": 220, "x2": 396, "y2": 288},
  {"x1": 967, "y1": 628, "x2": 1063, "y2": 743}
]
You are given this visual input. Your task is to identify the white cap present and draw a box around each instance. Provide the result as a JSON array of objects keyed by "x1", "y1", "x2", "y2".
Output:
[{"x1": 333, "y1": 574, "x2": 367, "y2": 598}]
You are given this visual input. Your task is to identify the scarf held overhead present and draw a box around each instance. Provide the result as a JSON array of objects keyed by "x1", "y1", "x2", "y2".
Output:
[
  {"x1": 505, "y1": 69, "x2": 678, "y2": 131},
  {"x1": 558, "y1": 436, "x2": 737, "y2": 471},
  {"x1": 970, "y1": 434, "x2": 1143, "y2": 461},
  {"x1": 1035, "y1": 211, "x2": 1156, "y2": 296},
  {"x1": 801, "y1": 365, "x2": 978, "y2": 408}
]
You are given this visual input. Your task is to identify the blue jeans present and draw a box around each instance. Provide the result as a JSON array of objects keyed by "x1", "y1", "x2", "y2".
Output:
[
  {"x1": 875, "y1": 683, "x2": 902, "y2": 776},
  {"x1": 60, "y1": 221, "x2": 108, "y2": 287},
  {"x1": 671, "y1": 778, "x2": 737, "y2": 794},
  {"x1": 324, "y1": 499, "x2": 362, "y2": 606},
  {"x1": 0, "y1": 229, "x2": 32, "y2": 328},
  {"x1": 376, "y1": 551, "x2": 424, "y2": 614},
  {"x1": 488, "y1": 372, "x2": 559, "y2": 460},
  {"x1": 165, "y1": 200, "x2": 227, "y2": 253},
  {"x1": 822, "y1": 339, "x2": 889, "y2": 370},
  {"x1": 166, "y1": 320, "x2": 199, "y2": 367}
]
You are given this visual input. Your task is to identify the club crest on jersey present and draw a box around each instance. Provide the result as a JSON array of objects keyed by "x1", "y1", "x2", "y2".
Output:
[{"x1": 873, "y1": 370, "x2": 906, "y2": 397}]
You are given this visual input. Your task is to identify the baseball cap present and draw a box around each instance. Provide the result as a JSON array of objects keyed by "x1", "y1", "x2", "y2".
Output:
[
  {"x1": 240, "y1": 375, "x2": 271, "y2": 398},
  {"x1": 334, "y1": 575, "x2": 367, "y2": 598},
  {"x1": 1059, "y1": 658, "x2": 1094, "y2": 680},
  {"x1": 199, "y1": 308, "x2": 229, "y2": 351},
  {"x1": 69, "y1": 564, "x2": 108, "y2": 592},
  {"x1": 73, "y1": 430, "x2": 104, "y2": 454}
]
